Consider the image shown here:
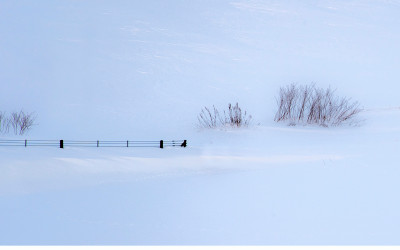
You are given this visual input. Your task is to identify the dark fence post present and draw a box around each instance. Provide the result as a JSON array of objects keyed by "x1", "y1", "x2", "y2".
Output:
[
  {"x1": 181, "y1": 140, "x2": 187, "y2": 147},
  {"x1": 160, "y1": 140, "x2": 163, "y2": 149},
  {"x1": 25, "y1": 140, "x2": 27, "y2": 147},
  {"x1": 127, "y1": 140, "x2": 129, "y2": 147},
  {"x1": 97, "y1": 140, "x2": 99, "y2": 147},
  {"x1": 60, "y1": 140, "x2": 64, "y2": 149}
]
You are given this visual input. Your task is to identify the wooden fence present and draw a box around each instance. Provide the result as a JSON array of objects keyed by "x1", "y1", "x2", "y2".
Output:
[{"x1": 0, "y1": 139, "x2": 187, "y2": 149}]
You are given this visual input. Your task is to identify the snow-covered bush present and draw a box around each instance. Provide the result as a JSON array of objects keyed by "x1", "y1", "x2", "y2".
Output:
[
  {"x1": 274, "y1": 84, "x2": 361, "y2": 127},
  {"x1": 198, "y1": 103, "x2": 252, "y2": 129},
  {"x1": 1, "y1": 110, "x2": 36, "y2": 135}
]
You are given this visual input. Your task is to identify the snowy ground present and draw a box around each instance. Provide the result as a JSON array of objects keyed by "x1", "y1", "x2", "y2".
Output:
[
  {"x1": 1, "y1": 0, "x2": 400, "y2": 245},
  {"x1": 1, "y1": 108, "x2": 400, "y2": 245}
]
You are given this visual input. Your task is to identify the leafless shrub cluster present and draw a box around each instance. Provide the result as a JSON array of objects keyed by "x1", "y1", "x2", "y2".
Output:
[
  {"x1": 0, "y1": 110, "x2": 36, "y2": 135},
  {"x1": 275, "y1": 84, "x2": 361, "y2": 127},
  {"x1": 198, "y1": 103, "x2": 252, "y2": 129}
]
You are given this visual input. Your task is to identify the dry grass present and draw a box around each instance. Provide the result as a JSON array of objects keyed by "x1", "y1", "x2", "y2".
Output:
[
  {"x1": 0, "y1": 111, "x2": 7, "y2": 134},
  {"x1": 198, "y1": 103, "x2": 252, "y2": 129},
  {"x1": 274, "y1": 84, "x2": 361, "y2": 127}
]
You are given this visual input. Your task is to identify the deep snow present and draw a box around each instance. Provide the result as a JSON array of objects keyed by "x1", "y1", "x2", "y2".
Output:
[
  {"x1": 1, "y1": 0, "x2": 400, "y2": 245},
  {"x1": 1, "y1": 109, "x2": 400, "y2": 245}
]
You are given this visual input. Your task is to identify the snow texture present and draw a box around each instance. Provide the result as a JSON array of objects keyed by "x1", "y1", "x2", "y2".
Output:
[{"x1": 1, "y1": 0, "x2": 400, "y2": 245}]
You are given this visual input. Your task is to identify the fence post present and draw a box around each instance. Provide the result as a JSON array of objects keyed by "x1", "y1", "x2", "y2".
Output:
[
  {"x1": 97, "y1": 140, "x2": 99, "y2": 147},
  {"x1": 160, "y1": 140, "x2": 163, "y2": 149},
  {"x1": 25, "y1": 140, "x2": 27, "y2": 147},
  {"x1": 60, "y1": 140, "x2": 64, "y2": 149},
  {"x1": 181, "y1": 140, "x2": 187, "y2": 147},
  {"x1": 127, "y1": 140, "x2": 129, "y2": 147}
]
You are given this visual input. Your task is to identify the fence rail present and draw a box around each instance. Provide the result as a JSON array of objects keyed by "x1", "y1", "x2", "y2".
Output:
[{"x1": 0, "y1": 139, "x2": 187, "y2": 149}]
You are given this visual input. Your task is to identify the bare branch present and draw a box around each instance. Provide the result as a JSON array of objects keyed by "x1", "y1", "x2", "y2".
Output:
[
  {"x1": 198, "y1": 103, "x2": 252, "y2": 129},
  {"x1": 274, "y1": 84, "x2": 361, "y2": 127}
]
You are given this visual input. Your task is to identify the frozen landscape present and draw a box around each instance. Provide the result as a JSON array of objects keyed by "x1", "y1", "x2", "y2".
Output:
[{"x1": 1, "y1": 0, "x2": 400, "y2": 245}]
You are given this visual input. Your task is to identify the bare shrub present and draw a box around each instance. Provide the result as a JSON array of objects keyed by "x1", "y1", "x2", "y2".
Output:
[
  {"x1": 224, "y1": 103, "x2": 252, "y2": 127},
  {"x1": 275, "y1": 84, "x2": 361, "y2": 127},
  {"x1": 9, "y1": 110, "x2": 36, "y2": 135},
  {"x1": 19, "y1": 111, "x2": 36, "y2": 135},
  {"x1": 198, "y1": 102, "x2": 252, "y2": 129},
  {"x1": 198, "y1": 105, "x2": 221, "y2": 128},
  {"x1": 0, "y1": 111, "x2": 8, "y2": 134},
  {"x1": 9, "y1": 111, "x2": 21, "y2": 135}
]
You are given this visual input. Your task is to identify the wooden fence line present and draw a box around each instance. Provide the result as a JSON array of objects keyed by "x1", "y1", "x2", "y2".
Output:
[{"x1": 0, "y1": 139, "x2": 187, "y2": 149}]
